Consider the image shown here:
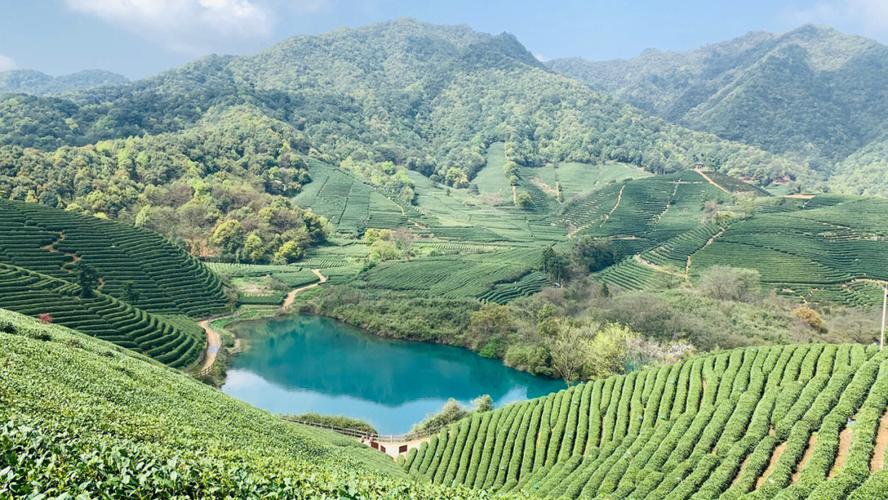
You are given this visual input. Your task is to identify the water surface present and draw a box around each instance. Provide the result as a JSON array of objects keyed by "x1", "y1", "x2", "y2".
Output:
[{"x1": 222, "y1": 315, "x2": 564, "y2": 434}]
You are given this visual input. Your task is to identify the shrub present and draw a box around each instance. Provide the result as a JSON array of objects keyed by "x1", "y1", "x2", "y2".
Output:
[
  {"x1": 696, "y1": 265, "x2": 761, "y2": 302},
  {"x1": 793, "y1": 305, "x2": 827, "y2": 332}
]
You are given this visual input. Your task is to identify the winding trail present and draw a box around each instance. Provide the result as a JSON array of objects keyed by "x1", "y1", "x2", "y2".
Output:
[
  {"x1": 602, "y1": 185, "x2": 625, "y2": 224},
  {"x1": 282, "y1": 269, "x2": 328, "y2": 310},
  {"x1": 198, "y1": 319, "x2": 222, "y2": 376},
  {"x1": 685, "y1": 227, "x2": 726, "y2": 276}
]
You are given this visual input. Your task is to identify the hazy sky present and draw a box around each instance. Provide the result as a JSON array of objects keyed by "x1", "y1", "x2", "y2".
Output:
[{"x1": 2, "y1": 0, "x2": 888, "y2": 79}]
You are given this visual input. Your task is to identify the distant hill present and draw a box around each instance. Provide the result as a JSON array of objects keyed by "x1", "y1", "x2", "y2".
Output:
[
  {"x1": 0, "y1": 69, "x2": 128, "y2": 96},
  {"x1": 0, "y1": 19, "x2": 805, "y2": 187},
  {"x1": 549, "y1": 25, "x2": 888, "y2": 175}
]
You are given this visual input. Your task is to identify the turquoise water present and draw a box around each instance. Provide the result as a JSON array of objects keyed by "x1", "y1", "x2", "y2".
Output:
[{"x1": 221, "y1": 315, "x2": 564, "y2": 434}]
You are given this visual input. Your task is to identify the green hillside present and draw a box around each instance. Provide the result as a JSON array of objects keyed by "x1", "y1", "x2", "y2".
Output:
[
  {"x1": 0, "y1": 19, "x2": 804, "y2": 189},
  {"x1": 0, "y1": 199, "x2": 228, "y2": 316},
  {"x1": 549, "y1": 25, "x2": 888, "y2": 166},
  {"x1": 405, "y1": 342, "x2": 888, "y2": 498},
  {"x1": 0, "y1": 69, "x2": 128, "y2": 96},
  {"x1": 0, "y1": 263, "x2": 203, "y2": 368},
  {"x1": 0, "y1": 309, "x2": 473, "y2": 497},
  {"x1": 575, "y1": 181, "x2": 888, "y2": 306}
]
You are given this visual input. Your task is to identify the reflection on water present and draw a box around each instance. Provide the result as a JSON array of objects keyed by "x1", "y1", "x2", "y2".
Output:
[{"x1": 221, "y1": 315, "x2": 564, "y2": 434}]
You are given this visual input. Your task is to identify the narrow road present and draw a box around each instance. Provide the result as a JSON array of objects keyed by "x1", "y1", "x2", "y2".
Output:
[
  {"x1": 695, "y1": 169, "x2": 730, "y2": 194},
  {"x1": 282, "y1": 269, "x2": 328, "y2": 309},
  {"x1": 198, "y1": 319, "x2": 222, "y2": 375}
]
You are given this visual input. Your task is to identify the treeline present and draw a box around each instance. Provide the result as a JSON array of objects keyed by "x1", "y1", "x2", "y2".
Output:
[
  {"x1": 0, "y1": 106, "x2": 327, "y2": 261},
  {"x1": 0, "y1": 19, "x2": 809, "y2": 191}
]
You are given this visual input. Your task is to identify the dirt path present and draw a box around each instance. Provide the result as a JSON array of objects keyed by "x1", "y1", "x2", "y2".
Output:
[
  {"x1": 512, "y1": 185, "x2": 518, "y2": 205},
  {"x1": 793, "y1": 434, "x2": 817, "y2": 482},
  {"x1": 872, "y1": 411, "x2": 888, "y2": 472},
  {"x1": 654, "y1": 181, "x2": 681, "y2": 223},
  {"x1": 282, "y1": 269, "x2": 328, "y2": 309},
  {"x1": 634, "y1": 255, "x2": 687, "y2": 279},
  {"x1": 756, "y1": 441, "x2": 787, "y2": 489},
  {"x1": 198, "y1": 319, "x2": 222, "y2": 376},
  {"x1": 602, "y1": 185, "x2": 625, "y2": 224},
  {"x1": 695, "y1": 169, "x2": 731, "y2": 194},
  {"x1": 685, "y1": 227, "x2": 726, "y2": 275},
  {"x1": 830, "y1": 427, "x2": 853, "y2": 478},
  {"x1": 731, "y1": 452, "x2": 752, "y2": 489},
  {"x1": 40, "y1": 232, "x2": 82, "y2": 267}
]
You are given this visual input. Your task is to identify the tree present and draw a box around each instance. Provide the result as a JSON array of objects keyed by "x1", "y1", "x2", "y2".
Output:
[
  {"x1": 573, "y1": 237, "x2": 616, "y2": 273},
  {"x1": 473, "y1": 395, "x2": 493, "y2": 412},
  {"x1": 467, "y1": 303, "x2": 514, "y2": 355},
  {"x1": 210, "y1": 219, "x2": 245, "y2": 258},
  {"x1": 273, "y1": 240, "x2": 305, "y2": 264},
  {"x1": 549, "y1": 323, "x2": 592, "y2": 384},
  {"x1": 76, "y1": 262, "x2": 99, "y2": 298},
  {"x1": 584, "y1": 323, "x2": 636, "y2": 379},
  {"x1": 541, "y1": 247, "x2": 569, "y2": 283},
  {"x1": 515, "y1": 191, "x2": 533, "y2": 209},
  {"x1": 697, "y1": 265, "x2": 761, "y2": 302},
  {"x1": 391, "y1": 228, "x2": 416, "y2": 258},
  {"x1": 243, "y1": 232, "x2": 267, "y2": 262},
  {"x1": 368, "y1": 240, "x2": 400, "y2": 262},
  {"x1": 792, "y1": 305, "x2": 826, "y2": 332}
]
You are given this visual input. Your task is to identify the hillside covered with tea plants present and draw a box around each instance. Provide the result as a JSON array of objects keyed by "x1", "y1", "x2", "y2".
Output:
[
  {"x1": 0, "y1": 309, "x2": 477, "y2": 497},
  {"x1": 0, "y1": 198, "x2": 228, "y2": 367},
  {"x1": 405, "y1": 343, "x2": 888, "y2": 498}
]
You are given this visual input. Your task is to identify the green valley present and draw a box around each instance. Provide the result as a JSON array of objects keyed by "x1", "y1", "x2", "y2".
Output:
[{"x1": 3, "y1": 13, "x2": 888, "y2": 499}]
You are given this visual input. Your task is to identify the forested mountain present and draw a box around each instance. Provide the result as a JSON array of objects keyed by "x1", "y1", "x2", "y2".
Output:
[
  {"x1": 0, "y1": 19, "x2": 804, "y2": 189},
  {"x1": 0, "y1": 69, "x2": 128, "y2": 96},
  {"x1": 549, "y1": 25, "x2": 888, "y2": 185}
]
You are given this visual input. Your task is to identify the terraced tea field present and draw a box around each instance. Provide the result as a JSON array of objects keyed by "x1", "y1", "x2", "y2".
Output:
[
  {"x1": 563, "y1": 171, "x2": 735, "y2": 254},
  {"x1": 0, "y1": 200, "x2": 227, "y2": 316},
  {"x1": 0, "y1": 263, "x2": 203, "y2": 367},
  {"x1": 405, "y1": 343, "x2": 888, "y2": 498},
  {"x1": 0, "y1": 309, "x2": 468, "y2": 498},
  {"x1": 593, "y1": 192, "x2": 888, "y2": 306},
  {"x1": 354, "y1": 246, "x2": 548, "y2": 299}
]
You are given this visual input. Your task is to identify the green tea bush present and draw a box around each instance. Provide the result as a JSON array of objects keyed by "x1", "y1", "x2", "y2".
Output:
[{"x1": 405, "y1": 343, "x2": 888, "y2": 498}]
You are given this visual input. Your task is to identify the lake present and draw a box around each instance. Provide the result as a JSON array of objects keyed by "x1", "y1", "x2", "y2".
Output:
[{"x1": 221, "y1": 314, "x2": 565, "y2": 434}]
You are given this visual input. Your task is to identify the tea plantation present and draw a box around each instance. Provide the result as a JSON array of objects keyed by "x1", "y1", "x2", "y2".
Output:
[
  {"x1": 0, "y1": 263, "x2": 204, "y2": 367},
  {"x1": 0, "y1": 199, "x2": 228, "y2": 316},
  {"x1": 405, "y1": 343, "x2": 888, "y2": 498},
  {"x1": 0, "y1": 309, "x2": 477, "y2": 498},
  {"x1": 0, "y1": 199, "x2": 231, "y2": 367}
]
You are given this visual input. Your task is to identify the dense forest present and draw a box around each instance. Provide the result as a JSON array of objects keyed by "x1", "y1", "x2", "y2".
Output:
[
  {"x1": 549, "y1": 24, "x2": 888, "y2": 195},
  {"x1": 0, "y1": 69, "x2": 128, "y2": 96},
  {"x1": 0, "y1": 105, "x2": 327, "y2": 261},
  {"x1": 0, "y1": 19, "x2": 806, "y2": 189}
]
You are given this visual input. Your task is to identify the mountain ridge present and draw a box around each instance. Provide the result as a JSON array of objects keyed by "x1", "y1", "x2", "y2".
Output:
[
  {"x1": 548, "y1": 24, "x2": 888, "y2": 166},
  {"x1": 0, "y1": 69, "x2": 128, "y2": 96}
]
